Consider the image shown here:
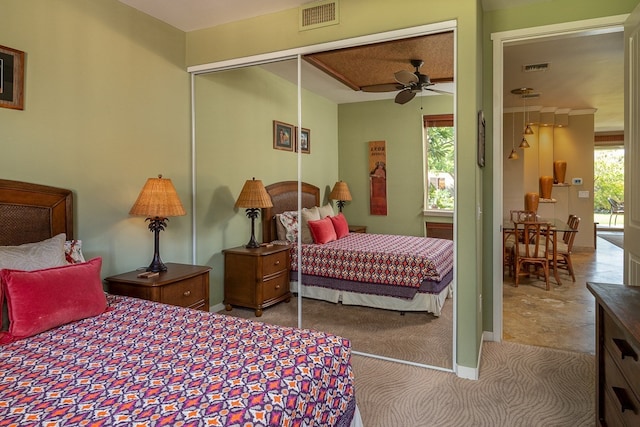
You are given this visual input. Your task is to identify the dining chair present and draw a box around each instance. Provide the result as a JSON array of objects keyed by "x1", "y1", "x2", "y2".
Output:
[
  {"x1": 503, "y1": 210, "x2": 537, "y2": 277},
  {"x1": 607, "y1": 197, "x2": 624, "y2": 226},
  {"x1": 549, "y1": 215, "x2": 581, "y2": 282},
  {"x1": 512, "y1": 220, "x2": 552, "y2": 290}
]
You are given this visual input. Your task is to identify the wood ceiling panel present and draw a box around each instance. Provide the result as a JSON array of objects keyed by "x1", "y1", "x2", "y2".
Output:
[{"x1": 303, "y1": 31, "x2": 454, "y2": 91}]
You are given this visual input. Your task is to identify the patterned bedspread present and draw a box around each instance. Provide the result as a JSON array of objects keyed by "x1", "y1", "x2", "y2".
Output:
[
  {"x1": 0, "y1": 295, "x2": 355, "y2": 427},
  {"x1": 290, "y1": 233, "x2": 453, "y2": 288}
]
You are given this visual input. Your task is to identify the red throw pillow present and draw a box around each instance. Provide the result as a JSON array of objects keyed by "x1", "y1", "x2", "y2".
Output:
[
  {"x1": 330, "y1": 213, "x2": 350, "y2": 239},
  {"x1": 0, "y1": 257, "x2": 107, "y2": 344},
  {"x1": 307, "y1": 217, "x2": 338, "y2": 244}
]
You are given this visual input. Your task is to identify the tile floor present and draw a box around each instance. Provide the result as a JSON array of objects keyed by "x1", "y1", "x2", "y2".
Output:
[{"x1": 503, "y1": 231, "x2": 624, "y2": 354}]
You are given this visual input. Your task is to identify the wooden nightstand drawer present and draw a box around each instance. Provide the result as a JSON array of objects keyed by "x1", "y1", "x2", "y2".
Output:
[
  {"x1": 263, "y1": 272, "x2": 289, "y2": 302},
  {"x1": 262, "y1": 250, "x2": 288, "y2": 276},
  {"x1": 163, "y1": 276, "x2": 206, "y2": 308},
  {"x1": 223, "y1": 245, "x2": 291, "y2": 317},
  {"x1": 105, "y1": 263, "x2": 211, "y2": 312}
]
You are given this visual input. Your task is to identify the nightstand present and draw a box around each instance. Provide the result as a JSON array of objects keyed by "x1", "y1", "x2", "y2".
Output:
[
  {"x1": 349, "y1": 225, "x2": 367, "y2": 233},
  {"x1": 223, "y1": 245, "x2": 291, "y2": 317},
  {"x1": 105, "y1": 263, "x2": 211, "y2": 311}
]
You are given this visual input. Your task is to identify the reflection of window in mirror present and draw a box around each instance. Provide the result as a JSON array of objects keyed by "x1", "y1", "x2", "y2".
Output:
[{"x1": 424, "y1": 114, "x2": 454, "y2": 211}]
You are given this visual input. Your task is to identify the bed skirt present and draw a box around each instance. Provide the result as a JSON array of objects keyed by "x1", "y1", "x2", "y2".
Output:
[{"x1": 291, "y1": 278, "x2": 452, "y2": 317}]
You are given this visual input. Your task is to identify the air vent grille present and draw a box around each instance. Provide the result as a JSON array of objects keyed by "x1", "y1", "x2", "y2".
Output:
[
  {"x1": 523, "y1": 62, "x2": 550, "y2": 72},
  {"x1": 299, "y1": 0, "x2": 339, "y2": 31}
]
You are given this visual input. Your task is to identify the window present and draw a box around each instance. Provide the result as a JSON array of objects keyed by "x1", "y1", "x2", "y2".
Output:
[{"x1": 424, "y1": 114, "x2": 454, "y2": 211}]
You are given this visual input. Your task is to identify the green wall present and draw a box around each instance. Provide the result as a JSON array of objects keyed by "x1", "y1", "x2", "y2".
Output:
[
  {"x1": 338, "y1": 96, "x2": 454, "y2": 236},
  {"x1": 193, "y1": 65, "x2": 338, "y2": 305},
  {"x1": 0, "y1": 0, "x2": 190, "y2": 278}
]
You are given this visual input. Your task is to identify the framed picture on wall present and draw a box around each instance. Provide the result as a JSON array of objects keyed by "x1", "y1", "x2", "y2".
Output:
[
  {"x1": 477, "y1": 110, "x2": 485, "y2": 167},
  {"x1": 0, "y1": 45, "x2": 25, "y2": 110},
  {"x1": 296, "y1": 127, "x2": 310, "y2": 154},
  {"x1": 273, "y1": 120, "x2": 294, "y2": 151}
]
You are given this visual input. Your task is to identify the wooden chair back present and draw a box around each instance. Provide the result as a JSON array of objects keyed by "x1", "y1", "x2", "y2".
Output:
[{"x1": 514, "y1": 221, "x2": 551, "y2": 260}]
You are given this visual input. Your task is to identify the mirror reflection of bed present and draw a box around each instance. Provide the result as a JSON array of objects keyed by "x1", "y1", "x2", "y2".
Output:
[
  {"x1": 263, "y1": 181, "x2": 454, "y2": 369},
  {"x1": 194, "y1": 39, "x2": 455, "y2": 370}
]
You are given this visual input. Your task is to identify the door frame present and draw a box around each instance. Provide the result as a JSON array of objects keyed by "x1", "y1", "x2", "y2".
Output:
[{"x1": 491, "y1": 14, "x2": 629, "y2": 342}]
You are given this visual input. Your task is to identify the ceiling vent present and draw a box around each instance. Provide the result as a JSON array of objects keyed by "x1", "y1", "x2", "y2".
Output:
[
  {"x1": 299, "y1": 0, "x2": 339, "y2": 31},
  {"x1": 522, "y1": 62, "x2": 550, "y2": 72}
]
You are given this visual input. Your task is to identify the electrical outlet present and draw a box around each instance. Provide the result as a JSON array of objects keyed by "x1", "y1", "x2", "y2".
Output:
[{"x1": 572, "y1": 177, "x2": 583, "y2": 185}]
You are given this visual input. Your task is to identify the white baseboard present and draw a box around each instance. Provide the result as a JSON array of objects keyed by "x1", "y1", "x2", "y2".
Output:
[
  {"x1": 456, "y1": 337, "x2": 484, "y2": 380},
  {"x1": 210, "y1": 302, "x2": 225, "y2": 313}
]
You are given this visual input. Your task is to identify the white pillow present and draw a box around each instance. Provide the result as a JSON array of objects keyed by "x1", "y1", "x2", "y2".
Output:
[
  {"x1": 301, "y1": 207, "x2": 321, "y2": 244},
  {"x1": 0, "y1": 233, "x2": 67, "y2": 271},
  {"x1": 318, "y1": 203, "x2": 335, "y2": 218}
]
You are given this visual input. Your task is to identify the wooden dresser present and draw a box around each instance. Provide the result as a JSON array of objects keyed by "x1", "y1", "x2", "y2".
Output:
[
  {"x1": 223, "y1": 245, "x2": 291, "y2": 317},
  {"x1": 105, "y1": 263, "x2": 211, "y2": 311},
  {"x1": 587, "y1": 282, "x2": 640, "y2": 426}
]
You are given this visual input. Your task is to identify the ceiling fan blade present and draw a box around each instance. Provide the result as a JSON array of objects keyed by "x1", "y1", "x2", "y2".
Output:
[
  {"x1": 425, "y1": 87, "x2": 454, "y2": 95},
  {"x1": 395, "y1": 89, "x2": 416, "y2": 105},
  {"x1": 394, "y1": 70, "x2": 418, "y2": 86},
  {"x1": 361, "y1": 83, "x2": 404, "y2": 93}
]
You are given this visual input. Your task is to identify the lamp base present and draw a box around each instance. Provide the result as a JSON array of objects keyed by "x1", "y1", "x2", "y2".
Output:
[
  {"x1": 146, "y1": 217, "x2": 168, "y2": 272},
  {"x1": 245, "y1": 208, "x2": 261, "y2": 249},
  {"x1": 147, "y1": 258, "x2": 167, "y2": 273}
]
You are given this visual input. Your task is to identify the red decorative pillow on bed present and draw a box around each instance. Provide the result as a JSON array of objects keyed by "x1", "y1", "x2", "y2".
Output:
[
  {"x1": 308, "y1": 217, "x2": 337, "y2": 244},
  {"x1": 330, "y1": 213, "x2": 350, "y2": 239},
  {"x1": 0, "y1": 257, "x2": 107, "y2": 344}
]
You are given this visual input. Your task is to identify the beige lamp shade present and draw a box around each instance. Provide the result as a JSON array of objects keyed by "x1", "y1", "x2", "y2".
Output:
[
  {"x1": 130, "y1": 175, "x2": 186, "y2": 218},
  {"x1": 329, "y1": 181, "x2": 352, "y2": 202},
  {"x1": 235, "y1": 178, "x2": 273, "y2": 209}
]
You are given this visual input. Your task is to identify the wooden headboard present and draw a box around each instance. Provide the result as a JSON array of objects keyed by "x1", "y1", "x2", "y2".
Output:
[
  {"x1": 0, "y1": 179, "x2": 73, "y2": 246},
  {"x1": 262, "y1": 181, "x2": 320, "y2": 243}
]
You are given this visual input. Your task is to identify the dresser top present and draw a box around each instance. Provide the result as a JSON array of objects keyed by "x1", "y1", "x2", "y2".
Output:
[{"x1": 587, "y1": 282, "x2": 640, "y2": 343}]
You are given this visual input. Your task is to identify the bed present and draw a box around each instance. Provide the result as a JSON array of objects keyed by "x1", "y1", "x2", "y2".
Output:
[
  {"x1": 262, "y1": 181, "x2": 454, "y2": 317},
  {"x1": 0, "y1": 179, "x2": 360, "y2": 426}
]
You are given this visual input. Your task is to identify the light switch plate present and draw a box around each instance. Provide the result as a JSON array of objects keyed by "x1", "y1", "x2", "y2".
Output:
[
  {"x1": 572, "y1": 177, "x2": 583, "y2": 185},
  {"x1": 578, "y1": 190, "x2": 589, "y2": 198}
]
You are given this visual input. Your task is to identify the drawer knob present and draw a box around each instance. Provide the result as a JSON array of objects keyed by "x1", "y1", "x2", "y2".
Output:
[
  {"x1": 612, "y1": 386, "x2": 637, "y2": 414},
  {"x1": 613, "y1": 338, "x2": 638, "y2": 361},
  {"x1": 275, "y1": 284, "x2": 280, "y2": 289},
  {"x1": 183, "y1": 290, "x2": 191, "y2": 297},
  {"x1": 274, "y1": 260, "x2": 280, "y2": 266}
]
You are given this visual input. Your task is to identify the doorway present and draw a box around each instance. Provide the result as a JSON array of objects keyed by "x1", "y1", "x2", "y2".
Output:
[{"x1": 491, "y1": 15, "x2": 627, "y2": 343}]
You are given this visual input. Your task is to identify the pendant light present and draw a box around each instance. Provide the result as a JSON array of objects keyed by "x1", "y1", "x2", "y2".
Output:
[
  {"x1": 508, "y1": 112, "x2": 519, "y2": 160},
  {"x1": 511, "y1": 88, "x2": 532, "y2": 148}
]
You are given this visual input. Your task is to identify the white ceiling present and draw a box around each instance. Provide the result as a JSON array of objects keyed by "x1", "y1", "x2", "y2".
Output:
[{"x1": 118, "y1": 0, "x2": 625, "y2": 132}]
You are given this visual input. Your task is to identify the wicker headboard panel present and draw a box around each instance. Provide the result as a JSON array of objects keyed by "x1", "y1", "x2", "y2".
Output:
[
  {"x1": 0, "y1": 179, "x2": 73, "y2": 246},
  {"x1": 262, "y1": 181, "x2": 320, "y2": 243}
]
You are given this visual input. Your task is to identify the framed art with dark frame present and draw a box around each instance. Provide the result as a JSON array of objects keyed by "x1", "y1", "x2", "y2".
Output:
[
  {"x1": 0, "y1": 45, "x2": 25, "y2": 110},
  {"x1": 297, "y1": 127, "x2": 310, "y2": 154},
  {"x1": 273, "y1": 120, "x2": 294, "y2": 151},
  {"x1": 477, "y1": 110, "x2": 485, "y2": 167}
]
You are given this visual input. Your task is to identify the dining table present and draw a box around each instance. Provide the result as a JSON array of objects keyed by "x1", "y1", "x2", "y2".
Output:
[{"x1": 502, "y1": 217, "x2": 576, "y2": 287}]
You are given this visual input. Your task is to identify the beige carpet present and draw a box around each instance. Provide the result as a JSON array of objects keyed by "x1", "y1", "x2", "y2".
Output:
[
  {"x1": 220, "y1": 295, "x2": 453, "y2": 369},
  {"x1": 352, "y1": 341, "x2": 594, "y2": 427}
]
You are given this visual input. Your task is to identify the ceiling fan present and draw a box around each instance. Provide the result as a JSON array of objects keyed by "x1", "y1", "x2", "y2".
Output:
[{"x1": 361, "y1": 59, "x2": 452, "y2": 104}]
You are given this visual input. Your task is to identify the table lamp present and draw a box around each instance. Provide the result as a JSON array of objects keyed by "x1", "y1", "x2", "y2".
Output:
[
  {"x1": 129, "y1": 174, "x2": 186, "y2": 272},
  {"x1": 235, "y1": 178, "x2": 273, "y2": 248},
  {"x1": 329, "y1": 181, "x2": 352, "y2": 213}
]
